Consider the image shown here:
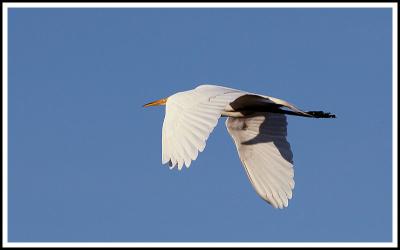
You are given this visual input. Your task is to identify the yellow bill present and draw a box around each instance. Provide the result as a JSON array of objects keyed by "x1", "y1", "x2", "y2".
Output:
[{"x1": 143, "y1": 98, "x2": 167, "y2": 107}]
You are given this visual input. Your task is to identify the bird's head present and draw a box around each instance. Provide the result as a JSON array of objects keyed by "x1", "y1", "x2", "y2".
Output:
[{"x1": 143, "y1": 98, "x2": 168, "y2": 107}]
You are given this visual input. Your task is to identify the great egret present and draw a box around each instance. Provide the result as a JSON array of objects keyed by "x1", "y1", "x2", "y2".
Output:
[{"x1": 143, "y1": 85, "x2": 335, "y2": 208}]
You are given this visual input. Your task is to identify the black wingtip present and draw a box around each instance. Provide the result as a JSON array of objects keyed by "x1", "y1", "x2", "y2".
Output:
[{"x1": 306, "y1": 111, "x2": 336, "y2": 118}]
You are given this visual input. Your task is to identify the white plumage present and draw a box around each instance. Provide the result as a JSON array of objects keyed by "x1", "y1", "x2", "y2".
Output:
[
  {"x1": 162, "y1": 85, "x2": 244, "y2": 169},
  {"x1": 226, "y1": 114, "x2": 294, "y2": 208},
  {"x1": 144, "y1": 84, "x2": 335, "y2": 208}
]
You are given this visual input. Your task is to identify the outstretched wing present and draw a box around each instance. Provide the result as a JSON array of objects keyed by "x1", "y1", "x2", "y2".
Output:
[
  {"x1": 226, "y1": 113, "x2": 294, "y2": 209},
  {"x1": 226, "y1": 93, "x2": 313, "y2": 117},
  {"x1": 162, "y1": 85, "x2": 246, "y2": 170}
]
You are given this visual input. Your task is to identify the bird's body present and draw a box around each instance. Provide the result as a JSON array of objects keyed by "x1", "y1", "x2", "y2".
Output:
[{"x1": 144, "y1": 84, "x2": 335, "y2": 209}]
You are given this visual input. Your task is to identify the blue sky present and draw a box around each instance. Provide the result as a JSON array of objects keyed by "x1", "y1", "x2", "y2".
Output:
[{"x1": 8, "y1": 8, "x2": 393, "y2": 242}]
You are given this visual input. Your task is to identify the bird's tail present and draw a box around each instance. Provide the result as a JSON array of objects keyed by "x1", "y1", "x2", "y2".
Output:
[{"x1": 306, "y1": 111, "x2": 336, "y2": 118}]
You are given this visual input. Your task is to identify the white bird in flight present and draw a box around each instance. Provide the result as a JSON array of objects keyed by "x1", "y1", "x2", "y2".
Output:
[{"x1": 143, "y1": 84, "x2": 335, "y2": 209}]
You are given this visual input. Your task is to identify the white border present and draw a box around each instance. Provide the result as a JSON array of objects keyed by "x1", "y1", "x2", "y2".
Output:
[
  {"x1": 392, "y1": 5, "x2": 398, "y2": 248},
  {"x1": 3, "y1": 2, "x2": 398, "y2": 248},
  {"x1": 2, "y1": 1, "x2": 9, "y2": 247},
  {"x1": 1, "y1": 242, "x2": 398, "y2": 248},
  {"x1": 2, "y1": 2, "x2": 397, "y2": 8}
]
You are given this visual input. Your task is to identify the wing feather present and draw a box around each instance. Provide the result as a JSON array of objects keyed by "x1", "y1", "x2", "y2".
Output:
[
  {"x1": 162, "y1": 85, "x2": 247, "y2": 168},
  {"x1": 245, "y1": 158, "x2": 280, "y2": 208},
  {"x1": 226, "y1": 113, "x2": 295, "y2": 209}
]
